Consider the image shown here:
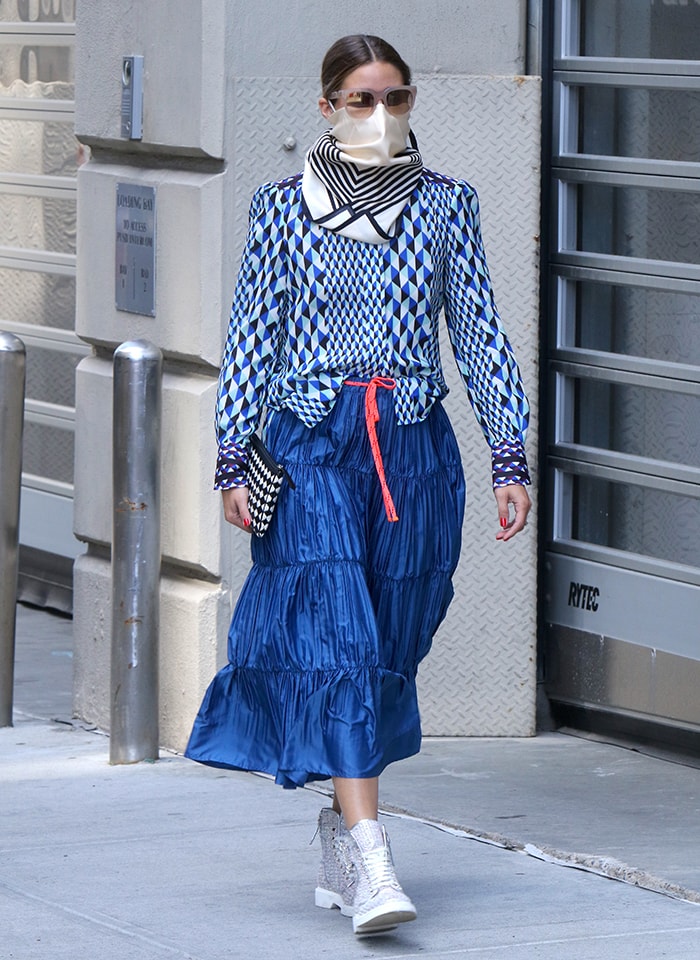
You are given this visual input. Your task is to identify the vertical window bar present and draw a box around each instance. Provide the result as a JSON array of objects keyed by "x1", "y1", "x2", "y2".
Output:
[
  {"x1": 556, "y1": 179, "x2": 578, "y2": 253},
  {"x1": 558, "y1": 0, "x2": 582, "y2": 59},
  {"x1": 552, "y1": 468, "x2": 574, "y2": 541},
  {"x1": 556, "y1": 274, "x2": 575, "y2": 350}
]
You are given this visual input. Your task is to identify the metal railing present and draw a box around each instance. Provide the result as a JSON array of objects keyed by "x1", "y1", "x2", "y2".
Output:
[
  {"x1": 0, "y1": 332, "x2": 26, "y2": 728},
  {"x1": 110, "y1": 340, "x2": 162, "y2": 763}
]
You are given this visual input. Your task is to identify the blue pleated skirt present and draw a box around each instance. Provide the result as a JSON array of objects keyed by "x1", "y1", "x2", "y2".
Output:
[{"x1": 185, "y1": 384, "x2": 465, "y2": 788}]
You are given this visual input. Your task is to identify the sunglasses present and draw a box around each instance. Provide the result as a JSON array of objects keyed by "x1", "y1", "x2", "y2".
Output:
[{"x1": 327, "y1": 85, "x2": 417, "y2": 118}]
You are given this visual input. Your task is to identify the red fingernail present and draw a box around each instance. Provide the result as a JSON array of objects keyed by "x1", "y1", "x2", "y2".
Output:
[
  {"x1": 243, "y1": 518, "x2": 251, "y2": 528},
  {"x1": 500, "y1": 517, "x2": 508, "y2": 528}
]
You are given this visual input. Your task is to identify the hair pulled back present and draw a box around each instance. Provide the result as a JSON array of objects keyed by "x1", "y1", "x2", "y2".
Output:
[{"x1": 321, "y1": 35, "x2": 412, "y2": 99}]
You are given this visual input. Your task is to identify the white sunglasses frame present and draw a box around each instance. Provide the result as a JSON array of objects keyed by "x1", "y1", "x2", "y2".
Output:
[{"x1": 326, "y1": 84, "x2": 417, "y2": 115}]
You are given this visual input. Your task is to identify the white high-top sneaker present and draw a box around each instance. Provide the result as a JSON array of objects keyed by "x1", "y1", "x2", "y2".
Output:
[
  {"x1": 314, "y1": 807, "x2": 356, "y2": 917},
  {"x1": 348, "y1": 818, "x2": 417, "y2": 935}
]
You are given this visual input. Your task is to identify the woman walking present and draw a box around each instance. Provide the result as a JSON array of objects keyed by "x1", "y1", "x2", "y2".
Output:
[{"x1": 186, "y1": 34, "x2": 531, "y2": 936}]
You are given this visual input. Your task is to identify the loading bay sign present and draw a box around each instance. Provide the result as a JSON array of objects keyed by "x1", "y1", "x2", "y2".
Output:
[{"x1": 115, "y1": 183, "x2": 156, "y2": 316}]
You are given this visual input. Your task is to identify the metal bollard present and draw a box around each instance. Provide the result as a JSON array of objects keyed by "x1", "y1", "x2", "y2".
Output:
[
  {"x1": 110, "y1": 340, "x2": 162, "y2": 763},
  {"x1": 0, "y1": 332, "x2": 26, "y2": 728}
]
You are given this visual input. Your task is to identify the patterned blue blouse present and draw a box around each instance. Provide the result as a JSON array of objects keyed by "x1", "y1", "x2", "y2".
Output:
[{"x1": 215, "y1": 168, "x2": 530, "y2": 489}]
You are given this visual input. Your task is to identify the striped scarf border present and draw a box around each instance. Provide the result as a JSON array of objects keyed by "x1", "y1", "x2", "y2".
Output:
[{"x1": 307, "y1": 131, "x2": 423, "y2": 219}]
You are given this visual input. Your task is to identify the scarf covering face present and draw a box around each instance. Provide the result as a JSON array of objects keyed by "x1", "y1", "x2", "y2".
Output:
[{"x1": 302, "y1": 106, "x2": 423, "y2": 244}]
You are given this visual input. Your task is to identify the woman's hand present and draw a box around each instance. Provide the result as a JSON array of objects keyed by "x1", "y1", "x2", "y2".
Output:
[
  {"x1": 221, "y1": 487, "x2": 252, "y2": 533},
  {"x1": 494, "y1": 483, "x2": 531, "y2": 542}
]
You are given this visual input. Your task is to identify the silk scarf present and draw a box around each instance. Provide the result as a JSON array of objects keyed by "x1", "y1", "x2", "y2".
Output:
[{"x1": 301, "y1": 129, "x2": 423, "y2": 244}]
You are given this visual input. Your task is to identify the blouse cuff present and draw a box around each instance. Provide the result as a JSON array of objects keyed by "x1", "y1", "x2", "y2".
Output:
[
  {"x1": 214, "y1": 438, "x2": 248, "y2": 489},
  {"x1": 491, "y1": 439, "x2": 530, "y2": 487}
]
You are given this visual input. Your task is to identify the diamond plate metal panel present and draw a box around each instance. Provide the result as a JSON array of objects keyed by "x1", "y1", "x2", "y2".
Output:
[
  {"x1": 414, "y1": 77, "x2": 541, "y2": 736},
  {"x1": 230, "y1": 75, "x2": 541, "y2": 735},
  {"x1": 230, "y1": 77, "x2": 324, "y2": 254}
]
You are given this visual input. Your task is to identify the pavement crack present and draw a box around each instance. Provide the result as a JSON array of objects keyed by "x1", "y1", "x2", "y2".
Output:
[
  {"x1": 522, "y1": 843, "x2": 700, "y2": 905},
  {"x1": 335, "y1": 796, "x2": 700, "y2": 907}
]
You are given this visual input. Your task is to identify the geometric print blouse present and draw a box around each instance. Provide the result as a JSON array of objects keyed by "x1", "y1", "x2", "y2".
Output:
[{"x1": 215, "y1": 168, "x2": 530, "y2": 489}]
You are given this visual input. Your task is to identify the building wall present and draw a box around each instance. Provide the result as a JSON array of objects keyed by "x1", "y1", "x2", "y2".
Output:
[{"x1": 72, "y1": 0, "x2": 540, "y2": 749}]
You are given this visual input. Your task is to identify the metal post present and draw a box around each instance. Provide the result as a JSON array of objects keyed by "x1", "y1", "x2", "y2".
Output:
[
  {"x1": 110, "y1": 340, "x2": 162, "y2": 763},
  {"x1": 0, "y1": 332, "x2": 26, "y2": 728}
]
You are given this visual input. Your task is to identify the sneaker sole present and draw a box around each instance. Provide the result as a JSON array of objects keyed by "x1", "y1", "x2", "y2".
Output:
[
  {"x1": 353, "y1": 902, "x2": 417, "y2": 936},
  {"x1": 315, "y1": 886, "x2": 354, "y2": 917}
]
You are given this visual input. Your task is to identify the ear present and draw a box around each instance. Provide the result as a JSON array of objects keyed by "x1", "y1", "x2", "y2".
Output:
[{"x1": 318, "y1": 98, "x2": 334, "y2": 120}]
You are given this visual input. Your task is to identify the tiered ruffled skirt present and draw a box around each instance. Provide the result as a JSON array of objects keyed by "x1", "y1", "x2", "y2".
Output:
[{"x1": 185, "y1": 385, "x2": 465, "y2": 788}]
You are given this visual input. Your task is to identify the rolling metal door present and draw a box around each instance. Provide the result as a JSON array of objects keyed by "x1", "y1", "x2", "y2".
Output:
[
  {"x1": 0, "y1": 1, "x2": 86, "y2": 610},
  {"x1": 544, "y1": 0, "x2": 700, "y2": 746}
]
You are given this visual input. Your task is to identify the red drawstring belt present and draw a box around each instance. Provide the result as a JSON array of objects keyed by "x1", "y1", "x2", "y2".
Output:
[{"x1": 345, "y1": 377, "x2": 399, "y2": 523}]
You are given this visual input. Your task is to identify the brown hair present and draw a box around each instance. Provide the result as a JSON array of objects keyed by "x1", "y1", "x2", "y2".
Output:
[{"x1": 321, "y1": 35, "x2": 412, "y2": 99}]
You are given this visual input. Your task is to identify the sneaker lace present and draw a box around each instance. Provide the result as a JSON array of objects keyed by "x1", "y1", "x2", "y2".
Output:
[{"x1": 362, "y1": 841, "x2": 401, "y2": 894}]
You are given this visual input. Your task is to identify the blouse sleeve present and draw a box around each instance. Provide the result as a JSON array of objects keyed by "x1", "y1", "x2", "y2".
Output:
[
  {"x1": 443, "y1": 181, "x2": 530, "y2": 487},
  {"x1": 214, "y1": 185, "x2": 287, "y2": 489}
]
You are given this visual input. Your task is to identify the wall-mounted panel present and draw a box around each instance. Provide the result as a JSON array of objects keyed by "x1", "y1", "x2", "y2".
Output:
[{"x1": 74, "y1": 0, "x2": 226, "y2": 158}]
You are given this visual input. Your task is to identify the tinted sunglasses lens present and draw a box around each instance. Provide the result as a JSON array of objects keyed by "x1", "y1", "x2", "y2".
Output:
[
  {"x1": 344, "y1": 90, "x2": 375, "y2": 115},
  {"x1": 385, "y1": 88, "x2": 414, "y2": 114}
]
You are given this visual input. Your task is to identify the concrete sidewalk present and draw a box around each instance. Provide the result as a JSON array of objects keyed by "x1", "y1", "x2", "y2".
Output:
[{"x1": 3, "y1": 603, "x2": 700, "y2": 959}]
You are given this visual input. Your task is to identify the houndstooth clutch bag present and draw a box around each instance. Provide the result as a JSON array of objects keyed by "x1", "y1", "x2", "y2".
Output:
[{"x1": 247, "y1": 434, "x2": 295, "y2": 537}]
